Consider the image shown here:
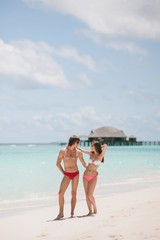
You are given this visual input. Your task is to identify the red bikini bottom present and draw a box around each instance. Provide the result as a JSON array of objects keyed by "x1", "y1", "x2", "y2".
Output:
[{"x1": 64, "y1": 171, "x2": 79, "y2": 180}]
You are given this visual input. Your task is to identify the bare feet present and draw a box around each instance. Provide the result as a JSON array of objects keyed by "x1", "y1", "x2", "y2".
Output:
[
  {"x1": 55, "y1": 213, "x2": 64, "y2": 220},
  {"x1": 93, "y1": 205, "x2": 97, "y2": 214},
  {"x1": 87, "y1": 212, "x2": 93, "y2": 216},
  {"x1": 71, "y1": 212, "x2": 74, "y2": 218},
  {"x1": 93, "y1": 209, "x2": 97, "y2": 214}
]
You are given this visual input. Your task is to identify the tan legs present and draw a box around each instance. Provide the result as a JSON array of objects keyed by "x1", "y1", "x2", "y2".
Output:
[
  {"x1": 56, "y1": 174, "x2": 97, "y2": 219},
  {"x1": 56, "y1": 175, "x2": 71, "y2": 219},
  {"x1": 71, "y1": 174, "x2": 79, "y2": 217},
  {"x1": 83, "y1": 176, "x2": 97, "y2": 215},
  {"x1": 56, "y1": 174, "x2": 79, "y2": 219},
  {"x1": 83, "y1": 176, "x2": 92, "y2": 214}
]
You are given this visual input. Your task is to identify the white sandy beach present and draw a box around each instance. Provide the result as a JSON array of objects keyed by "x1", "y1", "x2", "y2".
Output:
[{"x1": 0, "y1": 186, "x2": 160, "y2": 240}]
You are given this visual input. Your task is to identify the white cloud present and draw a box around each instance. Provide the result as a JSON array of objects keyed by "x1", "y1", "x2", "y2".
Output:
[
  {"x1": 106, "y1": 41, "x2": 148, "y2": 56},
  {"x1": 0, "y1": 39, "x2": 106, "y2": 88},
  {"x1": 33, "y1": 115, "x2": 54, "y2": 130},
  {"x1": 24, "y1": 0, "x2": 160, "y2": 40},
  {"x1": 80, "y1": 73, "x2": 93, "y2": 87},
  {"x1": 1, "y1": 105, "x2": 160, "y2": 141},
  {"x1": 78, "y1": 29, "x2": 148, "y2": 56},
  {"x1": 127, "y1": 90, "x2": 150, "y2": 102},
  {"x1": 31, "y1": 106, "x2": 160, "y2": 141},
  {"x1": 0, "y1": 39, "x2": 69, "y2": 88},
  {"x1": 33, "y1": 106, "x2": 106, "y2": 132},
  {"x1": 56, "y1": 106, "x2": 105, "y2": 127},
  {"x1": 13, "y1": 40, "x2": 101, "y2": 72},
  {"x1": 52, "y1": 46, "x2": 101, "y2": 72}
]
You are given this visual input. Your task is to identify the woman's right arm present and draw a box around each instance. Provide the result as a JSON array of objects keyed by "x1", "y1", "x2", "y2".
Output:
[{"x1": 77, "y1": 147, "x2": 91, "y2": 155}]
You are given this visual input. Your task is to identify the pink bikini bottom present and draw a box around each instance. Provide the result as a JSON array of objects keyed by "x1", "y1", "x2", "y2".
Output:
[{"x1": 83, "y1": 174, "x2": 97, "y2": 182}]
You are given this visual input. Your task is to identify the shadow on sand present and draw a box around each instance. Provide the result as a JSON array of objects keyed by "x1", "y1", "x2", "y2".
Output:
[
  {"x1": 77, "y1": 214, "x2": 95, "y2": 218},
  {"x1": 46, "y1": 214, "x2": 94, "y2": 222},
  {"x1": 46, "y1": 216, "x2": 75, "y2": 222}
]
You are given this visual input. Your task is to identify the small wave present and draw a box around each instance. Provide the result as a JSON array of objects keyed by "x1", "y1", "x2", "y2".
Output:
[
  {"x1": 0, "y1": 194, "x2": 57, "y2": 205},
  {"x1": 97, "y1": 176, "x2": 160, "y2": 188},
  {"x1": 10, "y1": 145, "x2": 16, "y2": 147}
]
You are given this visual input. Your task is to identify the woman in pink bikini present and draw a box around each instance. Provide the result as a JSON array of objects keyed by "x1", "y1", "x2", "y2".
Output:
[{"x1": 77, "y1": 141, "x2": 107, "y2": 215}]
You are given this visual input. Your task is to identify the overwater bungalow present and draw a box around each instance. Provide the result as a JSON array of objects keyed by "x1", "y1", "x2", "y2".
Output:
[
  {"x1": 129, "y1": 135, "x2": 137, "y2": 142},
  {"x1": 79, "y1": 126, "x2": 128, "y2": 145}
]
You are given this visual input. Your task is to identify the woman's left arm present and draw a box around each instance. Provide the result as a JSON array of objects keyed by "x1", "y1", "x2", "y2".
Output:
[{"x1": 101, "y1": 144, "x2": 107, "y2": 157}]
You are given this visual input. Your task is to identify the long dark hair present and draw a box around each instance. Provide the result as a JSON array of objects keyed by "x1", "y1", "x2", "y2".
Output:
[{"x1": 93, "y1": 141, "x2": 104, "y2": 163}]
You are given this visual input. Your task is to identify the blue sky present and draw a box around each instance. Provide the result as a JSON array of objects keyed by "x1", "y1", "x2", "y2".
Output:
[{"x1": 0, "y1": 0, "x2": 160, "y2": 143}]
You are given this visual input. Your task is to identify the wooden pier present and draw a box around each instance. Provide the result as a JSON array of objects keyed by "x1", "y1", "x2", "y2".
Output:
[{"x1": 79, "y1": 140, "x2": 160, "y2": 147}]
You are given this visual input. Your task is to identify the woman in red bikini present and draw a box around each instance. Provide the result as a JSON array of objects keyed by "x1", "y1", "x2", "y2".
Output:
[{"x1": 77, "y1": 141, "x2": 107, "y2": 215}]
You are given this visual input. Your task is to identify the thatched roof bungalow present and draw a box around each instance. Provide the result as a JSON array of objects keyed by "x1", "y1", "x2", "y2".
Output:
[
  {"x1": 129, "y1": 135, "x2": 137, "y2": 142},
  {"x1": 80, "y1": 126, "x2": 127, "y2": 144}
]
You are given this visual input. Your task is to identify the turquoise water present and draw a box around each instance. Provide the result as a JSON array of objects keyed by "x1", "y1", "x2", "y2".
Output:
[{"x1": 0, "y1": 144, "x2": 160, "y2": 202}]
